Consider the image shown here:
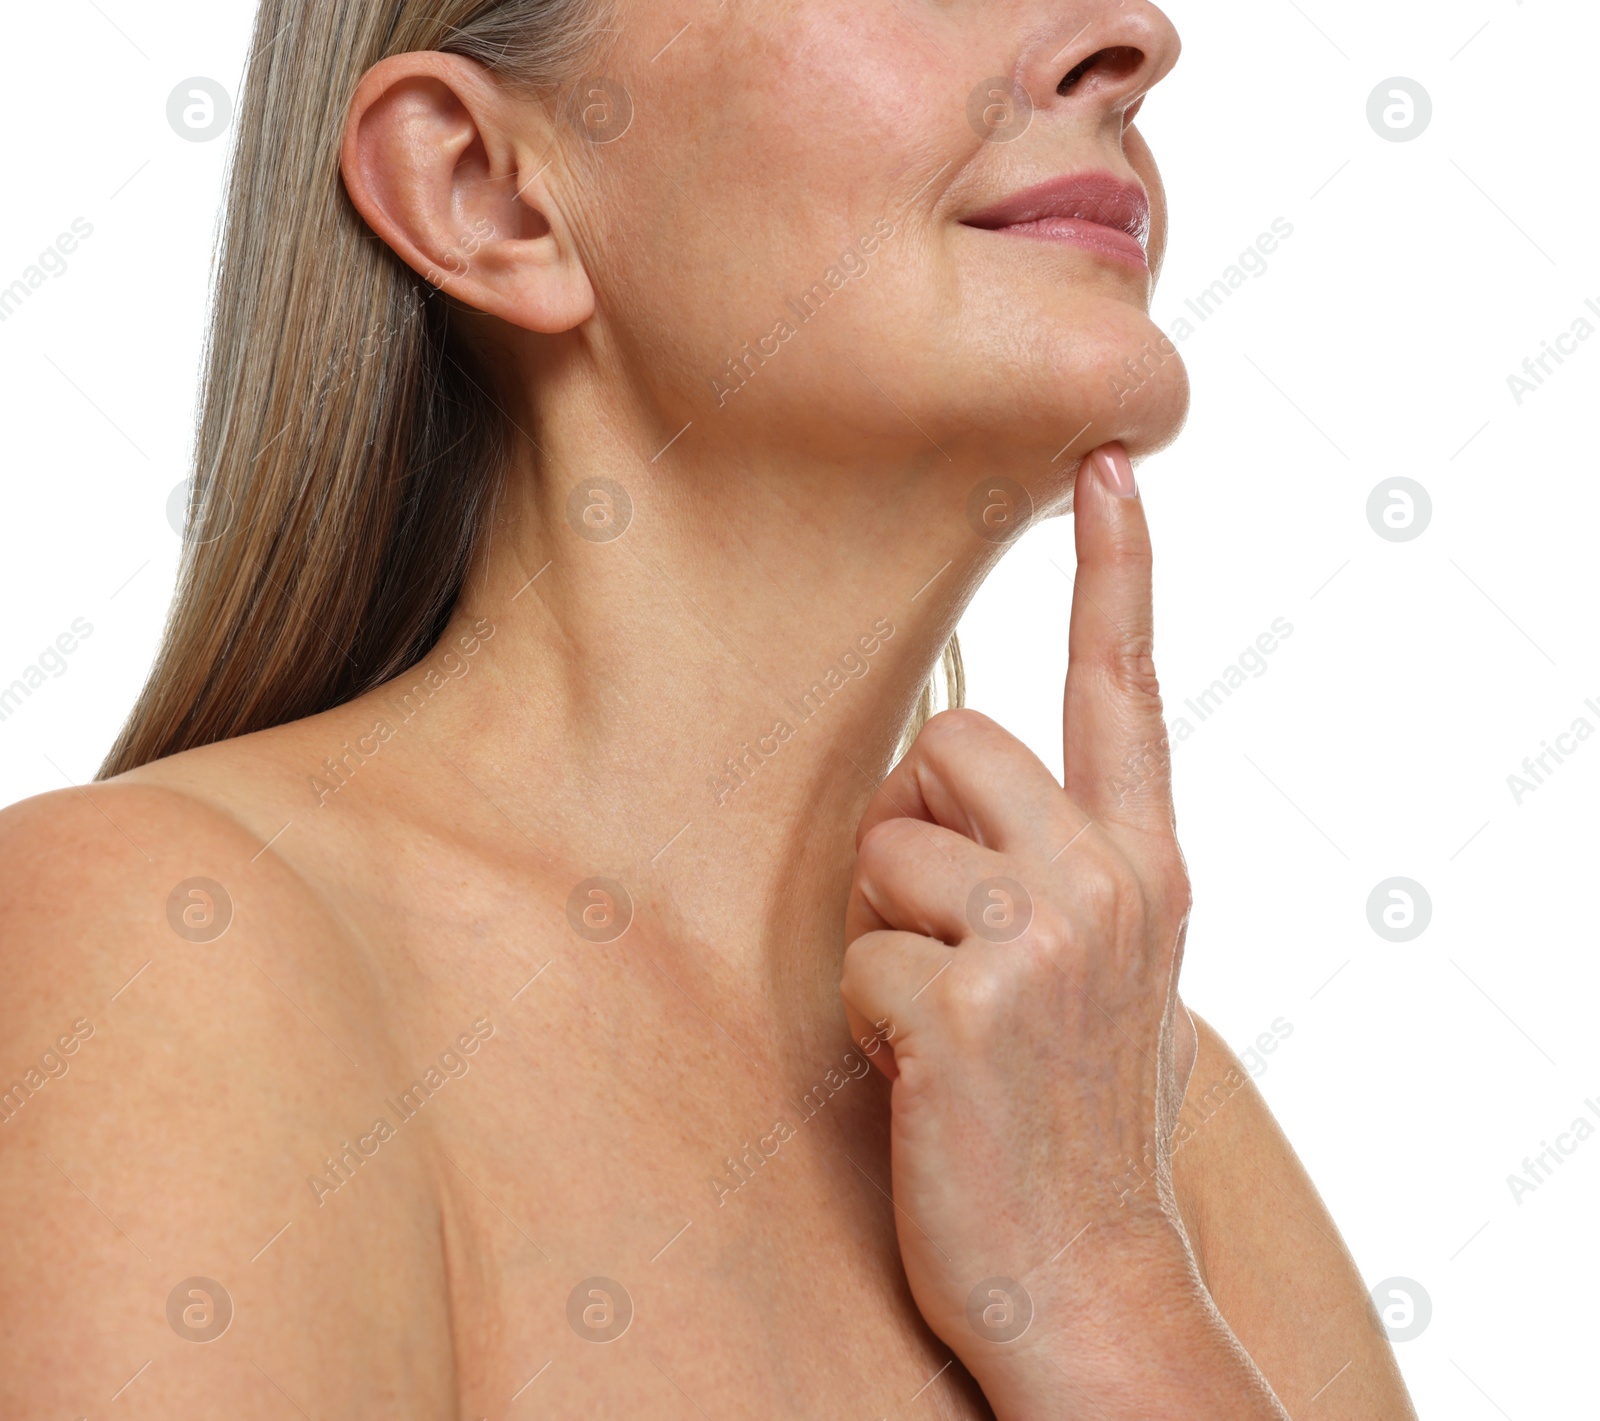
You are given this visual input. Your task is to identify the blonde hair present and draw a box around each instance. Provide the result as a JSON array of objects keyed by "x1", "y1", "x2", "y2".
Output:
[{"x1": 101, "y1": 0, "x2": 960, "y2": 778}]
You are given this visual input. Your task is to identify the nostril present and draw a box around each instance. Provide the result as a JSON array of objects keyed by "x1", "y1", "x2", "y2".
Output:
[{"x1": 1058, "y1": 45, "x2": 1145, "y2": 96}]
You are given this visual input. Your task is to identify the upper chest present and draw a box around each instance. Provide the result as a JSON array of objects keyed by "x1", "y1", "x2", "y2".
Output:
[
  {"x1": 422, "y1": 975, "x2": 987, "y2": 1418},
  {"x1": 119, "y1": 745, "x2": 995, "y2": 1417},
  {"x1": 344, "y1": 909, "x2": 995, "y2": 1420},
  {"x1": 260, "y1": 795, "x2": 994, "y2": 1420},
  {"x1": 431, "y1": 1108, "x2": 994, "y2": 1418}
]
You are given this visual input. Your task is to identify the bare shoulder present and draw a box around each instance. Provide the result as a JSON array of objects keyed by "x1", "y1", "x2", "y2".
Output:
[
  {"x1": 0, "y1": 780, "x2": 455, "y2": 1418},
  {"x1": 0, "y1": 765, "x2": 356, "y2": 1019},
  {"x1": 1170, "y1": 1010, "x2": 1418, "y2": 1420},
  {"x1": 0, "y1": 776, "x2": 302, "y2": 1003}
]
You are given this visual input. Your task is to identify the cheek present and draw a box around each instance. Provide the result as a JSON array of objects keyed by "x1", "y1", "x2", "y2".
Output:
[
  {"x1": 584, "y1": 11, "x2": 947, "y2": 409},
  {"x1": 584, "y1": 4, "x2": 1188, "y2": 462}
]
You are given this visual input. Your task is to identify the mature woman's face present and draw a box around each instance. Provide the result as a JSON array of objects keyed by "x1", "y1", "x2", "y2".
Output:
[{"x1": 553, "y1": 0, "x2": 1187, "y2": 484}]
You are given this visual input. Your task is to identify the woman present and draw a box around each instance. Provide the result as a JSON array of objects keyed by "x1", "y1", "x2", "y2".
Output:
[{"x1": 0, "y1": 0, "x2": 1417, "y2": 1415}]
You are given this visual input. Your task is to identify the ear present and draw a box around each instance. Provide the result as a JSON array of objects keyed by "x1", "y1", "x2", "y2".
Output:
[{"x1": 340, "y1": 52, "x2": 595, "y2": 333}]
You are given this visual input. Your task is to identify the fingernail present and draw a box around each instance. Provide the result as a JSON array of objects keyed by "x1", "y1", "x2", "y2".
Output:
[{"x1": 1092, "y1": 444, "x2": 1138, "y2": 499}]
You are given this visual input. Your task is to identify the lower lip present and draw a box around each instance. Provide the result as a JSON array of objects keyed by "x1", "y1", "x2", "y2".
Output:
[{"x1": 976, "y1": 218, "x2": 1149, "y2": 270}]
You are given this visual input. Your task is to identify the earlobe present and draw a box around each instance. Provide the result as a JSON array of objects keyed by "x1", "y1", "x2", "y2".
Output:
[{"x1": 339, "y1": 52, "x2": 595, "y2": 335}]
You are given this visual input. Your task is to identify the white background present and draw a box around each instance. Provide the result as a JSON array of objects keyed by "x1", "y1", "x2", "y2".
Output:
[{"x1": 1, "y1": 0, "x2": 1594, "y2": 1414}]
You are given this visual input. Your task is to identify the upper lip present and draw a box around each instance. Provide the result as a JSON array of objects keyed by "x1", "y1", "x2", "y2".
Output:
[{"x1": 962, "y1": 171, "x2": 1151, "y2": 248}]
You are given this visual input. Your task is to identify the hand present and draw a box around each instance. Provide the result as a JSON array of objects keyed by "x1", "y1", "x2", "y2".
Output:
[{"x1": 840, "y1": 446, "x2": 1276, "y2": 1418}]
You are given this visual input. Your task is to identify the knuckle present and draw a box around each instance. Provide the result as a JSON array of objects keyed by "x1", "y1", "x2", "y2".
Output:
[
  {"x1": 1077, "y1": 850, "x2": 1147, "y2": 933},
  {"x1": 927, "y1": 706, "x2": 995, "y2": 737},
  {"x1": 1111, "y1": 527, "x2": 1154, "y2": 573},
  {"x1": 1015, "y1": 936, "x2": 1073, "y2": 1001},
  {"x1": 856, "y1": 815, "x2": 920, "y2": 874},
  {"x1": 916, "y1": 707, "x2": 1040, "y2": 786},
  {"x1": 942, "y1": 957, "x2": 1020, "y2": 1028},
  {"x1": 1021, "y1": 898, "x2": 1075, "y2": 959},
  {"x1": 1094, "y1": 520, "x2": 1153, "y2": 576},
  {"x1": 1098, "y1": 630, "x2": 1163, "y2": 703},
  {"x1": 1142, "y1": 842, "x2": 1193, "y2": 920},
  {"x1": 1106, "y1": 736, "x2": 1172, "y2": 812},
  {"x1": 917, "y1": 706, "x2": 999, "y2": 756},
  {"x1": 839, "y1": 932, "x2": 884, "y2": 1001}
]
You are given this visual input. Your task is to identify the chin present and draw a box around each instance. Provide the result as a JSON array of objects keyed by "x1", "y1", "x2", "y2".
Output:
[
  {"x1": 931, "y1": 284, "x2": 1191, "y2": 480},
  {"x1": 1070, "y1": 306, "x2": 1192, "y2": 462},
  {"x1": 1113, "y1": 351, "x2": 1191, "y2": 461}
]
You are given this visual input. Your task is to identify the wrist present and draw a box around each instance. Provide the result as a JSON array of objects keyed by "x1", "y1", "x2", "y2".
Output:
[{"x1": 954, "y1": 1237, "x2": 1286, "y2": 1421}]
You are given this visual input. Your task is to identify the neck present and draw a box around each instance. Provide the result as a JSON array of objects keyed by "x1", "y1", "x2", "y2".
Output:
[{"x1": 416, "y1": 369, "x2": 1070, "y2": 1020}]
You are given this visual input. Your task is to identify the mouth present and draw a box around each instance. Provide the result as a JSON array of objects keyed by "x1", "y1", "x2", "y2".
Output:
[{"x1": 962, "y1": 171, "x2": 1151, "y2": 270}]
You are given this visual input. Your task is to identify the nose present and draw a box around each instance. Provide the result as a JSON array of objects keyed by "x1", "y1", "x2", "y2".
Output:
[{"x1": 1021, "y1": 2, "x2": 1182, "y2": 123}]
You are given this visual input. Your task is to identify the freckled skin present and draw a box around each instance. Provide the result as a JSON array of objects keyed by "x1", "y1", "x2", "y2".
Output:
[{"x1": 0, "y1": 2, "x2": 1413, "y2": 1418}]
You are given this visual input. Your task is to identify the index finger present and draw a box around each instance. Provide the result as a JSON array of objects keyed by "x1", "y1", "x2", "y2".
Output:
[{"x1": 1062, "y1": 443, "x2": 1177, "y2": 845}]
